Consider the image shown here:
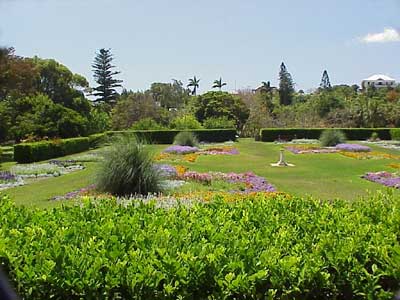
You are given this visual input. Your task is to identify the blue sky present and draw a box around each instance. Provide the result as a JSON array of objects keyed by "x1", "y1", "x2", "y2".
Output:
[{"x1": 0, "y1": 0, "x2": 399, "y2": 93}]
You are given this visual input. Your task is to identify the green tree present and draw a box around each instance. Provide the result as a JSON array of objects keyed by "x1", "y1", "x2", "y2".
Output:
[
  {"x1": 193, "y1": 91, "x2": 249, "y2": 130},
  {"x1": 278, "y1": 62, "x2": 295, "y2": 105},
  {"x1": 111, "y1": 91, "x2": 164, "y2": 130},
  {"x1": 92, "y1": 48, "x2": 122, "y2": 105},
  {"x1": 150, "y1": 80, "x2": 190, "y2": 109},
  {"x1": 187, "y1": 76, "x2": 200, "y2": 95},
  {"x1": 212, "y1": 77, "x2": 227, "y2": 91},
  {"x1": 320, "y1": 70, "x2": 332, "y2": 90}
]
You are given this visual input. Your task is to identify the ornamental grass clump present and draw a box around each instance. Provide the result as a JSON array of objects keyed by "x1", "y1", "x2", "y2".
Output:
[
  {"x1": 96, "y1": 136, "x2": 163, "y2": 196},
  {"x1": 173, "y1": 131, "x2": 199, "y2": 147},
  {"x1": 319, "y1": 129, "x2": 346, "y2": 147}
]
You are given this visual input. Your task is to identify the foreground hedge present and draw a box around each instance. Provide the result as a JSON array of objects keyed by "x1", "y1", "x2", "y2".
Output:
[
  {"x1": 1, "y1": 192, "x2": 400, "y2": 299},
  {"x1": 13, "y1": 137, "x2": 90, "y2": 163},
  {"x1": 259, "y1": 128, "x2": 396, "y2": 142},
  {"x1": 106, "y1": 129, "x2": 237, "y2": 144}
]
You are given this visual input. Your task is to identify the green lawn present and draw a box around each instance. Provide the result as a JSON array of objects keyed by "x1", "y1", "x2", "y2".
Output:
[{"x1": 1, "y1": 139, "x2": 399, "y2": 208}]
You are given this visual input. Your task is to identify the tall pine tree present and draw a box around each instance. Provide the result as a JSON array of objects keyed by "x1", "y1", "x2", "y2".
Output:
[
  {"x1": 320, "y1": 70, "x2": 332, "y2": 90},
  {"x1": 278, "y1": 62, "x2": 295, "y2": 106},
  {"x1": 92, "y1": 48, "x2": 122, "y2": 104}
]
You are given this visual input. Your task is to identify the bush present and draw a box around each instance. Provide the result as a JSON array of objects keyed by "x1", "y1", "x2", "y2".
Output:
[
  {"x1": 13, "y1": 137, "x2": 90, "y2": 163},
  {"x1": 88, "y1": 133, "x2": 109, "y2": 148},
  {"x1": 173, "y1": 131, "x2": 199, "y2": 147},
  {"x1": 106, "y1": 129, "x2": 237, "y2": 144},
  {"x1": 2, "y1": 192, "x2": 400, "y2": 299},
  {"x1": 259, "y1": 128, "x2": 394, "y2": 142},
  {"x1": 130, "y1": 118, "x2": 166, "y2": 130},
  {"x1": 370, "y1": 131, "x2": 379, "y2": 141},
  {"x1": 320, "y1": 129, "x2": 347, "y2": 146},
  {"x1": 203, "y1": 116, "x2": 236, "y2": 129},
  {"x1": 170, "y1": 115, "x2": 203, "y2": 130},
  {"x1": 95, "y1": 136, "x2": 163, "y2": 196},
  {"x1": 390, "y1": 128, "x2": 400, "y2": 141}
]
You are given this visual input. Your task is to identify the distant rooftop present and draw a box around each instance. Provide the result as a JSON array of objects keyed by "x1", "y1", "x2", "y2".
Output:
[{"x1": 363, "y1": 74, "x2": 396, "y2": 81}]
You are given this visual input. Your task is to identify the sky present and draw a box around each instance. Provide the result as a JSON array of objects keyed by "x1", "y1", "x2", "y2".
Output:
[{"x1": 0, "y1": 0, "x2": 399, "y2": 93}]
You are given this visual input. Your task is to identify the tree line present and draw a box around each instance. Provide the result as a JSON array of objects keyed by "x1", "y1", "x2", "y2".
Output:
[{"x1": 1, "y1": 47, "x2": 399, "y2": 143}]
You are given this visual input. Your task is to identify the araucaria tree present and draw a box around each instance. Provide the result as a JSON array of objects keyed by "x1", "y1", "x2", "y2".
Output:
[
  {"x1": 92, "y1": 48, "x2": 122, "y2": 105},
  {"x1": 278, "y1": 62, "x2": 295, "y2": 105},
  {"x1": 320, "y1": 70, "x2": 332, "y2": 90}
]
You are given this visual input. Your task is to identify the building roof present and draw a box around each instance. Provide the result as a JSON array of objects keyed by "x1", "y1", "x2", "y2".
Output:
[{"x1": 363, "y1": 74, "x2": 396, "y2": 81}]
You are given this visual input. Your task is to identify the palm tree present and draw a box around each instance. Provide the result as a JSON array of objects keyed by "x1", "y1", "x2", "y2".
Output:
[
  {"x1": 259, "y1": 81, "x2": 272, "y2": 93},
  {"x1": 187, "y1": 76, "x2": 200, "y2": 95},
  {"x1": 212, "y1": 77, "x2": 227, "y2": 91}
]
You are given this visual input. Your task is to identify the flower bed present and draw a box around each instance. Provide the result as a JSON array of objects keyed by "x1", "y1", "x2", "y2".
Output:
[
  {"x1": 51, "y1": 184, "x2": 96, "y2": 201},
  {"x1": 285, "y1": 145, "x2": 338, "y2": 154},
  {"x1": 200, "y1": 146, "x2": 239, "y2": 155},
  {"x1": 157, "y1": 164, "x2": 276, "y2": 193},
  {"x1": 335, "y1": 143, "x2": 371, "y2": 152},
  {"x1": 0, "y1": 171, "x2": 25, "y2": 190},
  {"x1": 163, "y1": 145, "x2": 199, "y2": 154},
  {"x1": 362, "y1": 171, "x2": 400, "y2": 189},
  {"x1": 340, "y1": 151, "x2": 400, "y2": 160},
  {"x1": 11, "y1": 162, "x2": 84, "y2": 178}
]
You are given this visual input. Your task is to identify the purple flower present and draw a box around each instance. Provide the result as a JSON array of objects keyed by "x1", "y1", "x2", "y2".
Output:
[
  {"x1": 164, "y1": 145, "x2": 199, "y2": 154},
  {"x1": 362, "y1": 171, "x2": 400, "y2": 189},
  {"x1": 0, "y1": 171, "x2": 17, "y2": 182},
  {"x1": 154, "y1": 164, "x2": 177, "y2": 178},
  {"x1": 336, "y1": 144, "x2": 371, "y2": 152}
]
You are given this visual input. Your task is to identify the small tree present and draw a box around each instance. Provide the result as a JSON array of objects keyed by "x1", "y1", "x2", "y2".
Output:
[
  {"x1": 92, "y1": 48, "x2": 122, "y2": 105},
  {"x1": 278, "y1": 62, "x2": 295, "y2": 106},
  {"x1": 320, "y1": 70, "x2": 332, "y2": 90}
]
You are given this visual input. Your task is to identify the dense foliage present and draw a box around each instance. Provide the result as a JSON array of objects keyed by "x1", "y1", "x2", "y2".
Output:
[
  {"x1": 0, "y1": 48, "x2": 108, "y2": 142},
  {"x1": 320, "y1": 129, "x2": 347, "y2": 146},
  {"x1": 13, "y1": 137, "x2": 90, "y2": 163},
  {"x1": 193, "y1": 91, "x2": 250, "y2": 130},
  {"x1": 173, "y1": 131, "x2": 199, "y2": 147},
  {"x1": 1, "y1": 192, "x2": 400, "y2": 299},
  {"x1": 96, "y1": 136, "x2": 163, "y2": 196},
  {"x1": 259, "y1": 128, "x2": 393, "y2": 142}
]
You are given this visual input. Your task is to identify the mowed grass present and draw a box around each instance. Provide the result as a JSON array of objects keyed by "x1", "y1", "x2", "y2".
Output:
[{"x1": 1, "y1": 140, "x2": 399, "y2": 207}]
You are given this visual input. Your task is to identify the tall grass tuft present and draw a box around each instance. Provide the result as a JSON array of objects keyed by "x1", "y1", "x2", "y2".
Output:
[
  {"x1": 96, "y1": 136, "x2": 163, "y2": 196},
  {"x1": 320, "y1": 129, "x2": 347, "y2": 147},
  {"x1": 173, "y1": 131, "x2": 199, "y2": 147}
]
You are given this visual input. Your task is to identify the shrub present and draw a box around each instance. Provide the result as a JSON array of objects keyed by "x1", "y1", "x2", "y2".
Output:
[
  {"x1": 13, "y1": 137, "x2": 90, "y2": 163},
  {"x1": 2, "y1": 192, "x2": 400, "y2": 299},
  {"x1": 130, "y1": 118, "x2": 165, "y2": 130},
  {"x1": 96, "y1": 136, "x2": 163, "y2": 196},
  {"x1": 170, "y1": 115, "x2": 203, "y2": 130},
  {"x1": 370, "y1": 131, "x2": 379, "y2": 141},
  {"x1": 173, "y1": 131, "x2": 199, "y2": 147},
  {"x1": 106, "y1": 129, "x2": 237, "y2": 144},
  {"x1": 320, "y1": 129, "x2": 347, "y2": 146},
  {"x1": 391, "y1": 128, "x2": 400, "y2": 141},
  {"x1": 203, "y1": 116, "x2": 236, "y2": 129},
  {"x1": 88, "y1": 133, "x2": 109, "y2": 148},
  {"x1": 259, "y1": 128, "x2": 394, "y2": 142}
]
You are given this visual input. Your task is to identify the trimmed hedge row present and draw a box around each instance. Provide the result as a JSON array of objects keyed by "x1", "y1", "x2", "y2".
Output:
[
  {"x1": 105, "y1": 129, "x2": 237, "y2": 144},
  {"x1": 13, "y1": 137, "x2": 90, "y2": 163},
  {"x1": 259, "y1": 128, "x2": 398, "y2": 142}
]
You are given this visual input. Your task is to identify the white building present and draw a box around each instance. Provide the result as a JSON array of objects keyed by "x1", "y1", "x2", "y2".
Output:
[{"x1": 361, "y1": 74, "x2": 397, "y2": 89}]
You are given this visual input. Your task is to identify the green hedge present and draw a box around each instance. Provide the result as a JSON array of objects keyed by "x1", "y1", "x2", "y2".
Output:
[
  {"x1": 106, "y1": 129, "x2": 237, "y2": 144},
  {"x1": 259, "y1": 128, "x2": 394, "y2": 142},
  {"x1": 390, "y1": 128, "x2": 400, "y2": 141},
  {"x1": 88, "y1": 132, "x2": 109, "y2": 148},
  {"x1": 1, "y1": 192, "x2": 400, "y2": 299},
  {"x1": 13, "y1": 137, "x2": 90, "y2": 163}
]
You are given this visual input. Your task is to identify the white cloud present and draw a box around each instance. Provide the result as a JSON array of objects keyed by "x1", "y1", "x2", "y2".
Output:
[{"x1": 361, "y1": 27, "x2": 400, "y2": 43}]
